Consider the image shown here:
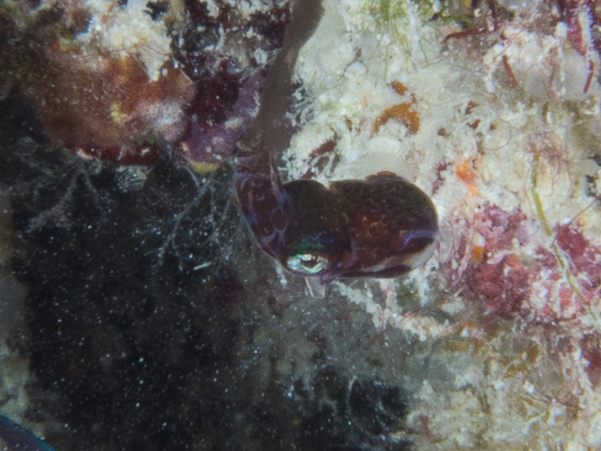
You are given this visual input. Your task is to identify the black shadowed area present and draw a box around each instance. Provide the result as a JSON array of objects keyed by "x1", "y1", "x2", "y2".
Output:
[{"x1": 0, "y1": 94, "x2": 415, "y2": 450}]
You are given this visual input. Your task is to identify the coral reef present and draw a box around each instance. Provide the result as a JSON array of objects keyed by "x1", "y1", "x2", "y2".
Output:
[
  {"x1": 0, "y1": 0, "x2": 290, "y2": 166},
  {"x1": 281, "y1": 0, "x2": 601, "y2": 448},
  {"x1": 1, "y1": 0, "x2": 195, "y2": 162},
  {"x1": 4, "y1": 0, "x2": 601, "y2": 449}
]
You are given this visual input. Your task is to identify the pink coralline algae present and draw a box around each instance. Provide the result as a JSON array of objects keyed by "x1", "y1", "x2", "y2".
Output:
[
  {"x1": 580, "y1": 332, "x2": 601, "y2": 388},
  {"x1": 444, "y1": 204, "x2": 601, "y2": 322},
  {"x1": 553, "y1": 224, "x2": 601, "y2": 308},
  {"x1": 444, "y1": 205, "x2": 534, "y2": 319},
  {"x1": 466, "y1": 253, "x2": 531, "y2": 319}
]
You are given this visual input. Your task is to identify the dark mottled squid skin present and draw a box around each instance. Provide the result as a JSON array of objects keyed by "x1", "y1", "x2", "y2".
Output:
[
  {"x1": 235, "y1": 0, "x2": 438, "y2": 287},
  {"x1": 236, "y1": 152, "x2": 438, "y2": 284}
]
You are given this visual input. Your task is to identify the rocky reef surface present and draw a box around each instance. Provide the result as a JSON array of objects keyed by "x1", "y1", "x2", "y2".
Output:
[
  {"x1": 286, "y1": 0, "x2": 601, "y2": 448},
  {"x1": 2, "y1": 0, "x2": 601, "y2": 450}
]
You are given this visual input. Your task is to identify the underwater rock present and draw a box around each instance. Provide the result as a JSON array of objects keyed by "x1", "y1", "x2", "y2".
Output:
[{"x1": 0, "y1": 0, "x2": 291, "y2": 166}]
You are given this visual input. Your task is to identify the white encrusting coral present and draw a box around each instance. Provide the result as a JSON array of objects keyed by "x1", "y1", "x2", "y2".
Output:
[
  {"x1": 284, "y1": 0, "x2": 601, "y2": 447},
  {"x1": 78, "y1": 0, "x2": 173, "y2": 81}
]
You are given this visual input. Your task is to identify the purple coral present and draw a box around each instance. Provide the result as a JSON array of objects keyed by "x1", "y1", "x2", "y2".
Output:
[{"x1": 179, "y1": 74, "x2": 264, "y2": 166}]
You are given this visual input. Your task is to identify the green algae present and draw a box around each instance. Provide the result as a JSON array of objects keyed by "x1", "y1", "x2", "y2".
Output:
[{"x1": 367, "y1": 0, "x2": 469, "y2": 27}]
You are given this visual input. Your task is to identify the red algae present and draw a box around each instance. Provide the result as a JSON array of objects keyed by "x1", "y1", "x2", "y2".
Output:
[
  {"x1": 554, "y1": 224, "x2": 601, "y2": 304},
  {"x1": 443, "y1": 204, "x2": 532, "y2": 317},
  {"x1": 556, "y1": 223, "x2": 595, "y2": 267},
  {"x1": 440, "y1": 0, "x2": 601, "y2": 96},
  {"x1": 26, "y1": 54, "x2": 195, "y2": 153},
  {"x1": 2, "y1": 0, "x2": 291, "y2": 167},
  {"x1": 443, "y1": 201, "x2": 601, "y2": 322},
  {"x1": 546, "y1": 0, "x2": 601, "y2": 59},
  {"x1": 1, "y1": 1, "x2": 194, "y2": 163},
  {"x1": 580, "y1": 333, "x2": 601, "y2": 388},
  {"x1": 445, "y1": 206, "x2": 533, "y2": 316}
]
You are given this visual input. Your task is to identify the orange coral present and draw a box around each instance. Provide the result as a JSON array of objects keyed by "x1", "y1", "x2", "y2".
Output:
[
  {"x1": 455, "y1": 155, "x2": 481, "y2": 197},
  {"x1": 455, "y1": 158, "x2": 477, "y2": 184},
  {"x1": 471, "y1": 245, "x2": 485, "y2": 265},
  {"x1": 371, "y1": 102, "x2": 420, "y2": 135},
  {"x1": 371, "y1": 82, "x2": 420, "y2": 137},
  {"x1": 390, "y1": 80, "x2": 408, "y2": 95}
]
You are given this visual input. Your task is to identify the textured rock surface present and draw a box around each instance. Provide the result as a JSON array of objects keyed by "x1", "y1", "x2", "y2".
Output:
[{"x1": 3, "y1": 0, "x2": 601, "y2": 450}]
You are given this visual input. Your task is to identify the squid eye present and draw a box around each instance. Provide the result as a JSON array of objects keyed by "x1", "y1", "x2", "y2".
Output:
[{"x1": 286, "y1": 253, "x2": 329, "y2": 275}]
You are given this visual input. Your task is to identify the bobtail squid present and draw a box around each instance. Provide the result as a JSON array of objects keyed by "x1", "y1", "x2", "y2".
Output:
[{"x1": 235, "y1": 0, "x2": 438, "y2": 295}]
